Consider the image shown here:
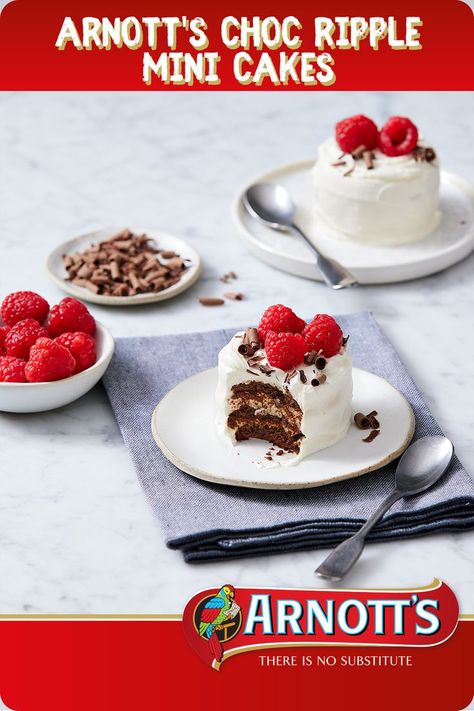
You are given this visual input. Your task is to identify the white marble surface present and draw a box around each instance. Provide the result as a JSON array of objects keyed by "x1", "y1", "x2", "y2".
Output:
[{"x1": 0, "y1": 91, "x2": 473, "y2": 614}]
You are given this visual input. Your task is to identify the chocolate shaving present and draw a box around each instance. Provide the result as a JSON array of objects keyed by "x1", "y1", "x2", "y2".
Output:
[
  {"x1": 311, "y1": 373, "x2": 327, "y2": 386},
  {"x1": 343, "y1": 165, "x2": 355, "y2": 177},
  {"x1": 413, "y1": 145, "x2": 437, "y2": 163},
  {"x1": 62, "y1": 229, "x2": 189, "y2": 297},
  {"x1": 304, "y1": 351, "x2": 318, "y2": 365},
  {"x1": 363, "y1": 150, "x2": 374, "y2": 169},
  {"x1": 246, "y1": 369, "x2": 260, "y2": 376},
  {"x1": 220, "y1": 271, "x2": 238, "y2": 284},
  {"x1": 342, "y1": 335, "x2": 350, "y2": 347},
  {"x1": 299, "y1": 370, "x2": 307, "y2": 384},
  {"x1": 259, "y1": 364, "x2": 274, "y2": 375},
  {"x1": 199, "y1": 297, "x2": 224, "y2": 306},
  {"x1": 224, "y1": 291, "x2": 244, "y2": 301},
  {"x1": 363, "y1": 429, "x2": 380, "y2": 443},
  {"x1": 331, "y1": 160, "x2": 347, "y2": 167}
]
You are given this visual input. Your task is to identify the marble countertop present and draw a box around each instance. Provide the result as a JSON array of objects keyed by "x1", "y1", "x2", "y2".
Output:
[{"x1": 0, "y1": 91, "x2": 473, "y2": 614}]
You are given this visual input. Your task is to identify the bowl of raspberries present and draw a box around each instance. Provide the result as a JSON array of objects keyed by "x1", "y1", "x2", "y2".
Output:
[{"x1": 0, "y1": 291, "x2": 114, "y2": 413}]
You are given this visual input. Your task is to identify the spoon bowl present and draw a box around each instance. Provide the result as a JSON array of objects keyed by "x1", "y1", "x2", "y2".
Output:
[
  {"x1": 395, "y1": 435, "x2": 454, "y2": 495},
  {"x1": 244, "y1": 183, "x2": 295, "y2": 230}
]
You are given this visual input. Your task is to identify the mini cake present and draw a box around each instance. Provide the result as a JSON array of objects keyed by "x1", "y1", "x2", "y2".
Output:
[
  {"x1": 215, "y1": 305, "x2": 352, "y2": 466},
  {"x1": 312, "y1": 114, "x2": 440, "y2": 245}
]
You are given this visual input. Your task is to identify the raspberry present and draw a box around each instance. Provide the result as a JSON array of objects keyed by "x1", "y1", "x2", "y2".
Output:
[
  {"x1": 55, "y1": 332, "x2": 97, "y2": 374},
  {"x1": 378, "y1": 116, "x2": 418, "y2": 157},
  {"x1": 303, "y1": 314, "x2": 343, "y2": 358},
  {"x1": 4, "y1": 319, "x2": 49, "y2": 359},
  {"x1": 265, "y1": 331, "x2": 306, "y2": 371},
  {"x1": 25, "y1": 338, "x2": 76, "y2": 383},
  {"x1": 257, "y1": 305, "x2": 306, "y2": 344},
  {"x1": 47, "y1": 297, "x2": 96, "y2": 337},
  {"x1": 0, "y1": 355, "x2": 26, "y2": 383},
  {"x1": 1, "y1": 291, "x2": 49, "y2": 326},
  {"x1": 335, "y1": 114, "x2": 379, "y2": 153},
  {"x1": 0, "y1": 325, "x2": 9, "y2": 355}
]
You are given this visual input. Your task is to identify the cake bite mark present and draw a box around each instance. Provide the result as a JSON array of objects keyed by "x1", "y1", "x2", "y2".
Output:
[{"x1": 227, "y1": 381, "x2": 304, "y2": 454}]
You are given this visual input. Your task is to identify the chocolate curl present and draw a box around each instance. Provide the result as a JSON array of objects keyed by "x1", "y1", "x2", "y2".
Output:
[
  {"x1": 299, "y1": 370, "x2": 307, "y2": 384},
  {"x1": 304, "y1": 351, "x2": 318, "y2": 365},
  {"x1": 238, "y1": 328, "x2": 260, "y2": 356},
  {"x1": 315, "y1": 356, "x2": 327, "y2": 370},
  {"x1": 354, "y1": 413, "x2": 371, "y2": 430},
  {"x1": 363, "y1": 430, "x2": 380, "y2": 443},
  {"x1": 363, "y1": 150, "x2": 374, "y2": 169},
  {"x1": 351, "y1": 144, "x2": 366, "y2": 158}
]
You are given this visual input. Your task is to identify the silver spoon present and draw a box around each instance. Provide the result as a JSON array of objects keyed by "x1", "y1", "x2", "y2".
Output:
[
  {"x1": 315, "y1": 435, "x2": 454, "y2": 581},
  {"x1": 243, "y1": 182, "x2": 358, "y2": 290}
]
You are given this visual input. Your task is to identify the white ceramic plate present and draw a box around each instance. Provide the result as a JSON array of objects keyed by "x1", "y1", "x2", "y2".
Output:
[
  {"x1": 46, "y1": 227, "x2": 202, "y2": 306},
  {"x1": 233, "y1": 161, "x2": 474, "y2": 285},
  {"x1": 151, "y1": 367, "x2": 415, "y2": 490}
]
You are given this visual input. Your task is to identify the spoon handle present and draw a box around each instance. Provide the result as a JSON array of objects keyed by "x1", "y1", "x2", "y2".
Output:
[
  {"x1": 290, "y1": 223, "x2": 358, "y2": 289},
  {"x1": 315, "y1": 490, "x2": 402, "y2": 581}
]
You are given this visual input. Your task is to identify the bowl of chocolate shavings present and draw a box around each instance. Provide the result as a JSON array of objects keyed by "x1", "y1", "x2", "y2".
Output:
[{"x1": 46, "y1": 227, "x2": 202, "y2": 306}]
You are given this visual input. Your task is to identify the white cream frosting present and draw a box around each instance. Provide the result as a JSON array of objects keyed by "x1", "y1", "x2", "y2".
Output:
[
  {"x1": 312, "y1": 137, "x2": 441, "y2": 245},
  {"x1": 215, "y1": 333, "x2": 353, "y2": 467}
]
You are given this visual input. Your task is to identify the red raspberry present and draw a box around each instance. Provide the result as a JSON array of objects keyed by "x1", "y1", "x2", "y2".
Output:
[
  {"x1": 0, "y1": 355, "x2": 26, "y2": 383},
  {"x1": 257, "y1": 305, "x2": 306, "y2": 344},
  {"x1": 0, "y1": 325, "x2": 10, "y2": 355},
  {"x1": 55, "y1": 332, "x2": 97, "y2": 374},
  {"x1": 48, "y1": 297, "x2": 96, "y2": 337},
  {"x1": 335, "y1": 114, "x2": 379, "y2": 153},
  {"x1": 1, "y1": 291, "x2": 49, "y2": 326},
  {"x1": 303, "y1": 314, "x2": 343, "y2": 358},
  {"x1": 265, "y1": 331, "x2": 306, "y2": 371},
  {"x1": 4, "y1": 319, "x2": 49, "y2": 359},
  {"x1": 25, "y1": 338, "x2": 76, "y2": 383},
  {"x1": 378, "y1": 116, "x2": 418, "y2": 157}
]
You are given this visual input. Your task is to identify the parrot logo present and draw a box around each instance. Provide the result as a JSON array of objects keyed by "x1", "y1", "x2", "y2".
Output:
[{"x1": 195, "y1": 584, "x2": 242, "y2": 663}]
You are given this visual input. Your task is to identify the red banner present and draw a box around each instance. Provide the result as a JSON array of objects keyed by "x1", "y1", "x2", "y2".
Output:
[
  {"x1": 0, "y1": 613, "x2": 472, "y2": 710},
  {"x1": 0, "y1": 0, "x2": 473, "y2": 90}
]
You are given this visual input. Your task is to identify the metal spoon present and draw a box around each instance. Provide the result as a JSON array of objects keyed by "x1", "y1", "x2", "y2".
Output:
[
  {"x1": 315, "y1": 436, "x2": 454, "y2": 581},
  {"x1": 243, "y1": 182, "x2": 358, "y2": 290}
]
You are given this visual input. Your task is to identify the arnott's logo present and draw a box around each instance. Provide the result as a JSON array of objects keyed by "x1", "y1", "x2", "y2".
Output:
[{"x1": 183, "y1": 580, "x2": 459, "y2": 670}]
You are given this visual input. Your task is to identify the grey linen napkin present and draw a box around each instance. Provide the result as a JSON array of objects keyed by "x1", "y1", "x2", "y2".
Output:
[{"x1": 102, "y1": 312, "x2": 474, "y2": 562}]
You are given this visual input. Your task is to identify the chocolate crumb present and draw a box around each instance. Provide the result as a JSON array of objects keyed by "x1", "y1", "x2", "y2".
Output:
[
  {"x1": 363, "y1": 429, "x2": 380, "y2": 443},
  {"x1": 224, "y1": 292, "x2": 244, "y2": 301},
  {"x1": 276, "y1": 450, "x2": 284, "y2": 456},
  {"x1": 199, "y1": 297, "x2": 224, "y2": 306},
  {"x1": 220, "y1": 271, "x2": 238, "y2": 284}
]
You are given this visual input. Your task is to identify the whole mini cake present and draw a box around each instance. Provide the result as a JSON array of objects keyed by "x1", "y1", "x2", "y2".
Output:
[
  {"x1": 215, "y1": 305, "x2": 352, "y2": 466},
  {"x1": 312, "y1": 114, "x2": 440, "y2": 245}
]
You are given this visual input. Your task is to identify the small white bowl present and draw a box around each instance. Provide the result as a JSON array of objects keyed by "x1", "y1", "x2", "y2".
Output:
[{"x1": 0, "y1": 322, "x2": 114, "y2": 413}]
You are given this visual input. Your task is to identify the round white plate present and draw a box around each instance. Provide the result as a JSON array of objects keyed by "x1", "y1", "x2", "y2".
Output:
[
  {"x1": 151, "y1": 367, "x2": 415, "y2": 490},
  {"x1": 233, "y1": 160, "x2": 474, "y2": 285},
  {"x1": 46, "y1": 227, "x2": 202, "y2": 306}
]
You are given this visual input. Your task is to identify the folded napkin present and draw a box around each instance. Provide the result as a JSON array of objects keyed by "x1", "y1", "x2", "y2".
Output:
[{"x1": 102, "y1": 312, "x2": 474, "y2": 562}]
